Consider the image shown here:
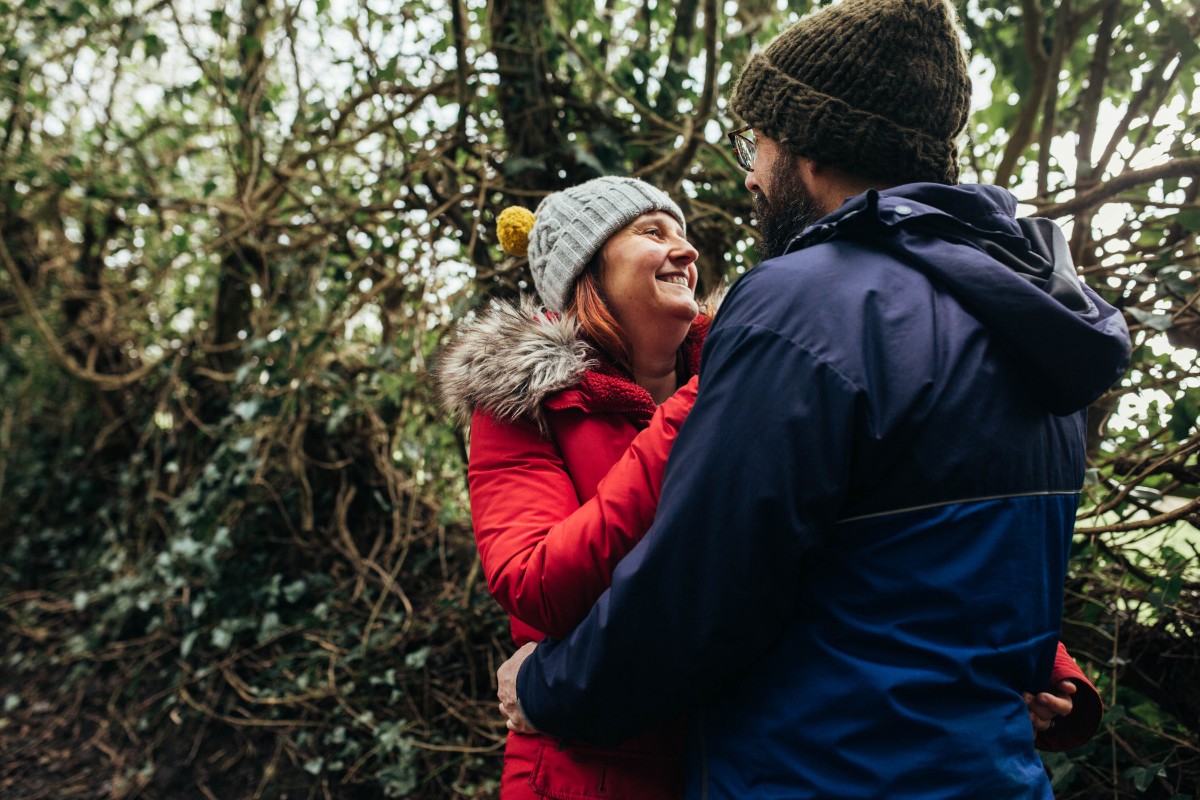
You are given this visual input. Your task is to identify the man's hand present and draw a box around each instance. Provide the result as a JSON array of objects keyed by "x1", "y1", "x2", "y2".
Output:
[
  {"x1": 1025, "y1": 678, "x2": 1076, "y2": 736},
  {"x1": 498, "y1": 642, "x2": 539, "y2": 734}
]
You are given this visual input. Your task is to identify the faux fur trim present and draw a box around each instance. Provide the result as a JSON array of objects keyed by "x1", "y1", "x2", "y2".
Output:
[
  {"x1": 435, "y1": 296, "x2": 594, "y2": 431},
  {"x1": 698, "y1": 282, "x2": 727, "y2": 320},
  {"x1": 435, "y1": 287, "x2": 727, "y2": 432}
]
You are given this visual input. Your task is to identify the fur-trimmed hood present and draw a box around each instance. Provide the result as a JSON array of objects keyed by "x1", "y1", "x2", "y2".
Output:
[
  {"x1": 436, "y1": 291, "x2": 723, "y2": 431},
  {"x1": 437, "y1": 296, "x2": 595, "y2": 430}
]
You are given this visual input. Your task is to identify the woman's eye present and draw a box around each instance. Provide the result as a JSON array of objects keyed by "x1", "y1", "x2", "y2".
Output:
[{"x1": 642, "y1": 228, "x2": 662, "y2": 237}]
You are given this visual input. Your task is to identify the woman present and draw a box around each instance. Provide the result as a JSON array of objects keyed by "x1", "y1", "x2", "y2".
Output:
[{"x1": 438, "y1": 177, "x2": 1100, "y2": 799}]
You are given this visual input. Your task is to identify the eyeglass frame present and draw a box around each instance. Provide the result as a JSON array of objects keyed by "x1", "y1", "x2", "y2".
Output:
[{"x1": 727, "y1": 125, "x2": 756, "y2": 172}]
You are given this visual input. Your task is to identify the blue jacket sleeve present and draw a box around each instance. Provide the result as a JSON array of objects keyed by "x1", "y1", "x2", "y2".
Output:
[{"x1": 515, "y1": 314, "x2": 862, "y2": 746}]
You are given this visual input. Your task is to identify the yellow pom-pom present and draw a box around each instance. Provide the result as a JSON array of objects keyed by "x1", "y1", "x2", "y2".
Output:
[{"x1": 496, "y1": 206, "x2": 535, "y2": 257}]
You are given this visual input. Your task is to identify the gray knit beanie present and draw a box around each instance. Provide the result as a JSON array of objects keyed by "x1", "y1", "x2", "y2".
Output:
[
  {"x1": 730, "y1": 0, "x2": 971, "y2": 185},
  {"x1": 500, "y1": 177, "x2": 685, "y2": 312}
]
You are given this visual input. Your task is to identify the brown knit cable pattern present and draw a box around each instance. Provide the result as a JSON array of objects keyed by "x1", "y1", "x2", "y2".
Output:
[{"x1": 731, "y1": 0, "x2": 970, "y2": 185}]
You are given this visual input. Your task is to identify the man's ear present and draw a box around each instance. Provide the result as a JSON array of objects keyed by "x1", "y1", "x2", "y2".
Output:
[
  {"x1": 806, "y1": 159, "x2": 884, "y2": 209},
  {"x1": 797, "y1": 156, "x2": 821, "y2": 183},
  {"x1": 798, "y1": 158, "x2": 841, "y2": 215}
]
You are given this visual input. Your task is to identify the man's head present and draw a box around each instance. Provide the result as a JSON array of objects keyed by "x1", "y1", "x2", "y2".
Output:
[
  {"x1": 746, "y1": 137, "x2": 826, "y2": 261},
  {"x1": 730, "y1": 0, "x2": 971, "y2": 188}
]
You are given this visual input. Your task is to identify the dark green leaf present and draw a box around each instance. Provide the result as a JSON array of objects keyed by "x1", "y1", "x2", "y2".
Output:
[
  {"x1": 1127, "y1": 307, "x2": 1174, "y2": 331},
  {"x1": 1042, "y1": 751, "x2": 1077, "y2": 790},
  {"x1": 1123, "y1": 763, "x2": 1166, "y2": 792},
  {"x1": 1174, "y1": 209, "x2": 1200, "y2": 233},
  {"x1": 1102, "y1": 705, "x2": 1127, "y2": 725},
  {"x1": 1156, "y1": 266, "x2": 1195, "y2": 298},
  {"x1": 142, "y1": 33, "x2": 164, "y2": 63},
  {"x1": 1168, "y1": 395, "x2": 1198, "y2": 440},
  {"x1": 501, "y1": 156, "x2": 546, "y2": 177},
  {"x1": 570, "y1": 144, "x2": 605, "y2": 176}
]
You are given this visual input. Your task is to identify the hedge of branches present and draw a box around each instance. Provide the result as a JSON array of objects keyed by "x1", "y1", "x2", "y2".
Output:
[
  {"x1": 2, "y1": 0, "x2": 1199, "y2": 797},
  {"x1": 1, "y1": 372, "x2": 507, "y2": 797}
]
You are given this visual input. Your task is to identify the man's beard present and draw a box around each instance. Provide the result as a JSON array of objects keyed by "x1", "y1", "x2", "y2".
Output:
[{"x1": 752, "y1": 151, "x2": 826, "y2": 261}]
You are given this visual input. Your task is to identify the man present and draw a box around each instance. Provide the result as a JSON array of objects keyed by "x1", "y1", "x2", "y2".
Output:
[{"x1": 497, "y1": 0, "x2": 1131, "y2": 796}]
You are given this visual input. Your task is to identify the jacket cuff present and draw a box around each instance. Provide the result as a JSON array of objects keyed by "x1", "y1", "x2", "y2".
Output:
[
  {"x1": 1036, "y1": 647, "x2": 1104, "y2": 751},
  {"x1": 515, "y1": 648, "x2": 550, "y2": 736},
  {"x1": 1035, "y1": 678, "x2": 1103, "y2": 750}
]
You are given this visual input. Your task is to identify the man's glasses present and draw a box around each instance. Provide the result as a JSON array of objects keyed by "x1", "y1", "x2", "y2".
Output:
[{"x1": 727, "y1": 125, "x2": 756, "y2": 172}]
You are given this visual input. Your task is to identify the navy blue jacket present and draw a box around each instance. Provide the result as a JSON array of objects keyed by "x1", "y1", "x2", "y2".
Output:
[{"x1": 516, "y1": 184, "x2": 1130, "y2": 799}]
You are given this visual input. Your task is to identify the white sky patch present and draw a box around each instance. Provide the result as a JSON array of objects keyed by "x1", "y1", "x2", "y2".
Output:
[{"x1": 968, "y1": 53, "x2": 993, "y2": 114}]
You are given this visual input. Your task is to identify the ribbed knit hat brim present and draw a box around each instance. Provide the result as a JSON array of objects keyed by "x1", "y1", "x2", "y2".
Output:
[
  {"x1": 731, "y1": 0, "x2": 970, "y2": 185},
  {"x1": 527, "y1": 177, "x2": 685, "y2": 312}
]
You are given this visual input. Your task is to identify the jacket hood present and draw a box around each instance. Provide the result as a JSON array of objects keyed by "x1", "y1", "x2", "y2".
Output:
[
  {"x1": 437, "y1": 292, "x2": 723, "y2": 432},
  {"x1": 436, "y1": 296, "x2": 594, "y2": 431},
  {"x1": 791, "y1": 184, "x2": 1131, "y2": 415}
]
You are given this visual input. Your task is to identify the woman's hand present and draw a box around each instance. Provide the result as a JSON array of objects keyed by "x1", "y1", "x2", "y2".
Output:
[
  {"x1": 1024, "y1": 678, "x2": 1076, "y2": 736},
  {"x1": 498, "y1": 642, "x2": 539, "y2": 734}
]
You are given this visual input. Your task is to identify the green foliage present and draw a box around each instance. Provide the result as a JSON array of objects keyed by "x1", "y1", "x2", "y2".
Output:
[{"x1": 1, "y1": 0, "x2": 1198, "y2": 797}]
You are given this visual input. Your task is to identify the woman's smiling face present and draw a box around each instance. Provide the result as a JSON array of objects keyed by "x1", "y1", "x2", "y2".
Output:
[{"x1": 596, "y1": 211, "x2": 700, "y2": 332}]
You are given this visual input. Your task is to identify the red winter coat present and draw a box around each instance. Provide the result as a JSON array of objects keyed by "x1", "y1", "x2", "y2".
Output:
[{"x1": 436, "y1": 299, "x2": 1101, "y2": 799}]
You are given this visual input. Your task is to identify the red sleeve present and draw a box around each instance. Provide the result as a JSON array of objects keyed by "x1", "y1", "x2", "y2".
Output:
[
  {"x1": 467, "y1": 377, "x2": 698, "y2": 640},
  {"x1": 1035, "y1": 641, "x2": 1104, "y2": 751}
]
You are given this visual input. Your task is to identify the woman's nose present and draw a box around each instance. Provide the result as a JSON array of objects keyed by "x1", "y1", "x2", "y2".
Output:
[{"x1": 673, "y1": 237, "x2": 698, "y2": 265}]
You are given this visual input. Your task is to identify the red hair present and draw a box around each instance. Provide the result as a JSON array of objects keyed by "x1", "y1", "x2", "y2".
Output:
[{"x1": 566, "y1": 268, "x2": 631, "y2": 371}]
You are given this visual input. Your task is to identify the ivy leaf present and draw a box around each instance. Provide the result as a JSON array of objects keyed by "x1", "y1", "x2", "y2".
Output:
[
  {"x1": 501, "y1": 156, "x2": 546, "y2": 177},
  {"x1": 283, "y1": 579, "x2": 307, "y2": 603},
  {"x1": 142, "y1": 33, "x2": 164, "y2": 64},
  {"x1": 403, "y1": 646, "x2": 431, "y2": 669},
  {"x1": 1042, "y1": 751, "x2": 1077, "y2": 791},
  {"x1": 1126, "y1": 307, "x2": 1174, "y2": 332},
  {"x1": 1155, "y1": 266, "x2": 1195, "y2": 298},
  {"x1": 1146, "y1": 572, "x2": 1184, "y2": 609},
  {"x1": 1168, "y1": 395, "x2": 1198, "y2": 440},
  {"x1": 211, "y1": 625, "x2": 234, "y2": 651},
  {"x1": 1174, "y1": 209, "x2": 1200, "y2": 233},
  {"x1": 232, "y1": 399, "x2": 260, "y2": 421},
  {"x1": 1147, "y1": 0, "x2": 1200, "y2": 63},
  {"x1": 570, "y1": 144, "x2": 605, "y2": 176},
  {"x1": 1123, "y1": 762, "x2": 1166, "y2": 792}
]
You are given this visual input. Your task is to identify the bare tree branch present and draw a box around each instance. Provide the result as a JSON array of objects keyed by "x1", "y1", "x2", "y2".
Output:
[
  {"x1": 1, "y1": 236, "x2": 163, "y2": 389},
  {"x1": 1034, "y1": 157, "x2": 1200, "y2": 218},
  {"x1": 994, "y1": 0, "x2": 1050, "y2": 187}
]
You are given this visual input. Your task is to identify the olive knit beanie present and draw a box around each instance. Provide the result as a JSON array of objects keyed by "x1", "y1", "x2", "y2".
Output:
[
  {"x1": 730, "y1": 0, "x2": 971, "y2": 185},
  {"x1": 521, "y1": 176, "x2": 685, "y2": 312}
]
